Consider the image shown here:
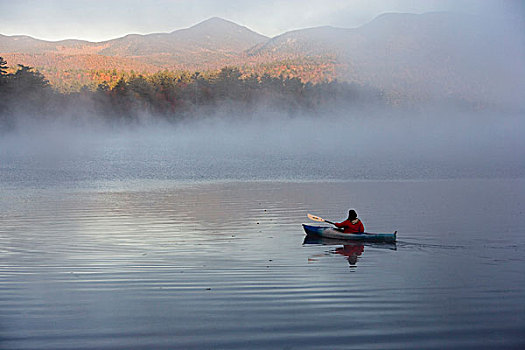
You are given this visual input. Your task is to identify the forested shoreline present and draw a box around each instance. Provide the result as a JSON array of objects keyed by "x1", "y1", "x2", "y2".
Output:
[{"x1": 0, "y1": 57, "x2": 384, "y2": 131}]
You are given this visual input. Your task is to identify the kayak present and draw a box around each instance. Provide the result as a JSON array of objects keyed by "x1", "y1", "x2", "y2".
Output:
[{"x1": 302, "y1": 224, "x2": 397, "y2": 243}]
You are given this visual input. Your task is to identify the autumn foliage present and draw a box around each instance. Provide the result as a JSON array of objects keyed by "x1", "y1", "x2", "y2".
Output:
[{"x1": 0, "y1": 57, "x2": 383, "y2": 130}]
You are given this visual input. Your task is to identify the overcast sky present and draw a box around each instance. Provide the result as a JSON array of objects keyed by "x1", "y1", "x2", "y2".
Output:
[{"x1": 0, "y1": 0, "x2": 523, "y2": 41}]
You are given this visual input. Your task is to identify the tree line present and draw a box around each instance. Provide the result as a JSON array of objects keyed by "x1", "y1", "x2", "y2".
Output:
[{"x1": 0, "y1": 57, "x2": 384, "y2": 130}]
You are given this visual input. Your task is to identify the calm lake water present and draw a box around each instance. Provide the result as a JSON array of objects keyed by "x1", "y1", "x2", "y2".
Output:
[{"x1": 1, "y1": 124, "x2": 524, "y2": 349}]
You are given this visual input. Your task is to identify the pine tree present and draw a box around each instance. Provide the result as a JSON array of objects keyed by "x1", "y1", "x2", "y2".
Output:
[
  {"x1": 0, "y1": 57, "x2": 7, "y2": 75},
  {"x1": 0, "y1": 57, "x2": 8, "y2": 86}
]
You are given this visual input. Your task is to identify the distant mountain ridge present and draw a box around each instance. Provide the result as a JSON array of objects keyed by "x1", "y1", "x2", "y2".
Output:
[
  {"x1": 1, "y1": 14, "x2": 523, "y2": 107},
  {"x1": 248, "y1": 12, "x2": 525, "y2": 106},
  {"x1": 96, "y1": 17, "x2": 269, "y2": 65},
  {"x1": 0, "y1": 18, "x2": 268, "y2": 68}
]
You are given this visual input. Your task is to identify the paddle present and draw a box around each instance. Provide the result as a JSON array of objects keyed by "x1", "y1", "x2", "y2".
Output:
[{"x1": 307, "y1": 213, "x2": 337, "y2": 226}]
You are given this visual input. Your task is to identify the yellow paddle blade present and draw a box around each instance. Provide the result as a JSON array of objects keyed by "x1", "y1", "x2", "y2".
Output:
[{"x1": 307, "y1": 213, "x2": 325, "y2": 222}]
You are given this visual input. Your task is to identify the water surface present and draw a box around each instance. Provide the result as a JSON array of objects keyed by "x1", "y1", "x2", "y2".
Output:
[{"x1": 1, "y1": 179, "x2": 524, "y2": 349}]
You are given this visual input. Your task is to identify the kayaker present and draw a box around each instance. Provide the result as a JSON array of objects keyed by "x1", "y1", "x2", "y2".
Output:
[{"x1": 334, "y1": 209, "x2": 365, "y2": 233}]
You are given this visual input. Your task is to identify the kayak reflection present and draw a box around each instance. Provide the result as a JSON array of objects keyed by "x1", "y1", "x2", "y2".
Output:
[
  {"x1": 303, "y1": 235, "x2": 397, "y2": 250},
  {"x1": 303, "y1": 235, "x2": 396, "y2": 266}
]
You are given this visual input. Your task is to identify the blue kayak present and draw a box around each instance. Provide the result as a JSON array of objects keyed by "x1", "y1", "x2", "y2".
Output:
[{"x1": 303, "y1": 224, "x2": 397, "y2": 243}]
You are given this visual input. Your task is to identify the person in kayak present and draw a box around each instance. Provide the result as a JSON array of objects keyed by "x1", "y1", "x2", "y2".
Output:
[{"x1": 334, "y1": 209, "x2": 365, "y2": 233}]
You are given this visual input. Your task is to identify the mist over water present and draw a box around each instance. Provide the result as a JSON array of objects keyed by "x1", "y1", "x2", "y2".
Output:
[
  {"x1": 1, "y1": 104, "x2": 524, "y2": 349},
  {"x1": 1, "y1": 105, "x2": 523, "y2": 189},
  {"x1": 1, "y1": 7, "x2": 524, "y2": 349},
  {"x1": 1, "y1": 14, "x2": 524, "y2": 350}
]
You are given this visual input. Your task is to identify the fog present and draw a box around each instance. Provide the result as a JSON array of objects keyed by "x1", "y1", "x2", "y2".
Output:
[
  {"x1": 1, "y1": 104, "x2": 523, "y2": 185},
  {"x1": 2, "y1": 7, "x2": 523, "y2": 185}
]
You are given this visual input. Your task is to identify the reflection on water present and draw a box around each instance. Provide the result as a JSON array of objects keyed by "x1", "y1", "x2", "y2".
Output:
[
  {"x1": 336, "y1": 244, "x2": 365, "y2": 266},
  {"x1": 303, "y1": 236, "x2": 397, "y2": 267},
  {"x1": 1, "y1": 179, "x2": 524, "y2": 349},
  {"x1": 306, "y1": 241, "x2": 365, "y2": 267}
]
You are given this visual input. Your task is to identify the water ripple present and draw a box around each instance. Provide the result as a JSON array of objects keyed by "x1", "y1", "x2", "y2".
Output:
[{"x1": 1, "y1": 180, "x2": 524, "y2": 349}]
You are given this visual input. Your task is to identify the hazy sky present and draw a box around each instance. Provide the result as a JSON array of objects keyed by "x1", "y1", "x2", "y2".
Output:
[{"x1": 0, "y1": 0, "x2": 523, "y2": 41}]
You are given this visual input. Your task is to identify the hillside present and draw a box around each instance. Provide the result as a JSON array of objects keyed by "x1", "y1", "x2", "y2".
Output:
[
  {"x1": 0, "y1": 18, "x2": 268, "y2": 70},
  {"x1": 250, "y1": 12, "x2": 525, "y2": 106},
  {"x1": 1, "y1": 13, "x2": 523, "y2": 107},
  {"x1": 97, "y1": 17, "x2": 269, "y2": 67},
  {"x1": 0, "y1": 34, "x2": 99, "y2": 54}
]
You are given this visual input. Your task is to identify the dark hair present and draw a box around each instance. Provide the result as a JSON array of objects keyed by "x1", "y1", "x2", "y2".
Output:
[{"x1": 348, "y1": 209, "x2": 357, "y2": 220}]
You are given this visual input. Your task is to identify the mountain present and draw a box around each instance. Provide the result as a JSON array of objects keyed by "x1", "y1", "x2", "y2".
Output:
[
  {"x1": 0, "y1": 35, "x2": 103, "y2": 55},
  {"x1": 0, "y1": 18, "x2": 269, "y2": 69},
  {"x1": 1, "y1": 14, "x2": 523, "y2": 107},
  {"x1": 247, "y1": 26, "x2": 356, "y2": 57},
  {"x1": 97, "y1": 17, "x2": 269, "y2": 67},
  {"x1": 249, "y1": 12, "x2": 525, "y2": 106}
]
